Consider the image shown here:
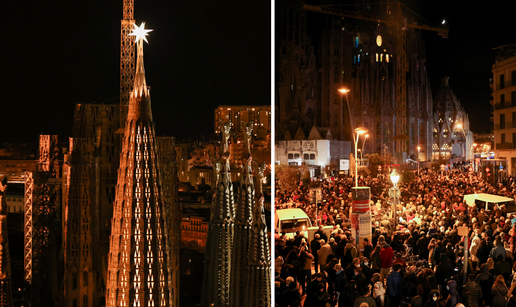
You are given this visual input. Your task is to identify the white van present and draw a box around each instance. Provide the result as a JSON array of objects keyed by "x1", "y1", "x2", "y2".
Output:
[
  {"x1": 275, "y1": 208, "x2": 333, "y2": 239},
  {"x1": 463, "y1": 193, "x2": 516, "y2": 214}
]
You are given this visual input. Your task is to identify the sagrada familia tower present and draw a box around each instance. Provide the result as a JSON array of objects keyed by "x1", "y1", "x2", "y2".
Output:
[
  {"x1": 201, "y1": 121, "x2": 271, "y2": 307},
  {"x1": 105, "y1": 23, "x2": 174, "y2": 307},
  {"x1": 0, "y1": 180, "x2": 13, "y2": 307}
]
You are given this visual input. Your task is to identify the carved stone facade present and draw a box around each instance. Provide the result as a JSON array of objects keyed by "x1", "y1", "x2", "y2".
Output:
[
  {"x1": 432, "y1": 77, "x2": 473, "y2": 160},
  {"x1": 202, "y1": 122, "x2": 271, "y2": 307},
  {"x1": 64, "y1": 104, "x2": 120, "y2": 307}
]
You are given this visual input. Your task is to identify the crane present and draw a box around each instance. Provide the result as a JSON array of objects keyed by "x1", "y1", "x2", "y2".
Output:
[{"x1": 302, "y1": 2, "x2": 448, "y2": 160}]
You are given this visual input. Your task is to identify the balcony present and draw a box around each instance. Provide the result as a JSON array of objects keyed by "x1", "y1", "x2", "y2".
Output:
[
  {"x1": 496, "y1": 142, "x2": 516, "y2": 149},
  {"x1": 495, "y1": 122, "x2": 515, "y2": 130},
  {"x1": 495, "y1": 80, "x2": 516, "y2": 91},
  {"x1": 494, "y1": 101, "x2": 516, "y2": 110}
]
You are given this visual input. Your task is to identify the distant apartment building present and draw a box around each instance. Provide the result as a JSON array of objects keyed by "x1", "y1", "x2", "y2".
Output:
[
  {"x1": 180, "y1": 215, "x2": 209, "y2": 250},
  {"x1": 214, "y1": 106, "x2": 271, "y2": 141},
  {"x1": 492, "y1": 44, "x2": 516, "y2": 174}
]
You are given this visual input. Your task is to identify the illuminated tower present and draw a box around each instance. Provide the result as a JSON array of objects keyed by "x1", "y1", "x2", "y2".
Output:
[
  {"x1": 120, "y1": 0, "x2": 136, "y2": 127},
  {"x1": 244, "y1": 163, "x2": 272, "y2": 307},
  {"x1": 106, "y1": 23, "x2": 174, "y2": 307},
  {"x1": 229, "y1": 124, "x2": 255, "y2": 307},
  {"x1": 202, "y1": 120, "x2": 235, "y2": 307},
  {"x1": 0, "y1": 180, "x2": 13, "y2": 307}
]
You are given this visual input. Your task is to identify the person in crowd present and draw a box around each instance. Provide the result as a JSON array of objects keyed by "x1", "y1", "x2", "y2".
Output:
[
  {"x1": 317, "y1": 239, "x2": 332, "y2": 270},
  {"x1": 386, "y1": 264, "x2": 403, "y2": 307},
  {"x1": 379, "y1": 243, "x2": 394, "y2": 278},
  {"x1": 311, "y1": 234, "x2": 321, "y2": 273},
  {"x1": 370, "y1": 245, "x2": 382, "y2": 275},
  {"x1": 299, "y1": 243, "x2": 314, "y2": 296},
  {"x1": 444, "y1": 280, "x2": 461, "y2": 307},
  {"x1": 353, "y1": 285, "x2": 377, "y2": 307},
  {"x1": 491, "y1": 275, "x2": 509, "y2": 307},
  {"x1": 372, "y1": 280, "x2": 388, "y2": 307},
  {"x1": 462, "y1": 274, "x2": 483, "y2": 307},
  {"x1": 392, "y1": 252, "x2": 407, "y2": 270},
  {"x1": 477, "y1": 263, "x2": 494, "y2": 307},
  {"x1": 424, "y1": 289, "x2": 442, "y2": 307}
]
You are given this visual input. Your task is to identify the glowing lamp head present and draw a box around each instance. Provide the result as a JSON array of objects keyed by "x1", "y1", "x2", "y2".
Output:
[
  {"x1": 390, "y1": 169, "x2": 400, "y2": 186},
  {"x1": 338, "y1": 88, "x2": 350, "y2": 94},
  {"x1": 354, "y1": 127, "x2": 369, "y2": 135}
]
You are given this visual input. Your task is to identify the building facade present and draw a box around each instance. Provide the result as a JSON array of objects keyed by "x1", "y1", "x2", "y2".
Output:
[
  {"x1": 492, "y1": 45, "x2": 516, "y2": 174},
  {"x1": 432, "y1": 77, "x2": 474, "y2": 161}
]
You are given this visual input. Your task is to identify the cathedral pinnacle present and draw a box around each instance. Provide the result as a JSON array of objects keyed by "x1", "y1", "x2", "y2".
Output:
[{"x1": 130, "y1": 22, "x2": 153, "y2": 99}]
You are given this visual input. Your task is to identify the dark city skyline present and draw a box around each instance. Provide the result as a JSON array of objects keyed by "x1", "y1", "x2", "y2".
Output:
[
  {"x1": 298, "y1": 0, "x2": 516, "y2": 134},
  {"x1": 2, "y1": 0, "x2": 271, "y2": 143}
]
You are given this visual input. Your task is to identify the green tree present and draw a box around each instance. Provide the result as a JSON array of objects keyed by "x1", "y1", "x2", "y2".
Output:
[{"x1": 276, "y1": 165, "x2": 302, "y2": 191}]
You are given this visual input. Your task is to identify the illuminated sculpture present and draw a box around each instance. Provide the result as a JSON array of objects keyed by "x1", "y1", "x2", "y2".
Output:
[{"x1": 106, "y1": 23, "x2": 174, "y2": 307}]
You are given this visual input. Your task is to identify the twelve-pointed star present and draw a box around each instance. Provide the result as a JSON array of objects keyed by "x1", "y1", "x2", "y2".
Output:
[{"x1": 129, "y1": 22, "x2": 153, "y2": 44}]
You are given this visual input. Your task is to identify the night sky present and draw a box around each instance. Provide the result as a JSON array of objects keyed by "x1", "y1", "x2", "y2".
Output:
[
  {"x1": 302, "y1": 1, "x2": 516, "y2": 135},
  {"x1": 2, "y1": 0, "x2": 271, "y2": 143},
  {"x1": 420, "y1": 0, "x2": 516, "y2": 134},
  {"x1": 3, "y1": 1, "x2": 515, "y2": 143}
]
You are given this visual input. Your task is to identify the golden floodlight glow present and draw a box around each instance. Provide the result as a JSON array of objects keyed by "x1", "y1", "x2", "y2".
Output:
[
  {"x1": 338, "y1": 88, "x2": 350, "y2": 93},
  {"x1": 129, "y1": 22, "x2": 153, "y2": 44}
]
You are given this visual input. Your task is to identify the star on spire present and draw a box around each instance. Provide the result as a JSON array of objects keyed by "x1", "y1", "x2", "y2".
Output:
[{"x1": 129, "y1": 22, "x2": 153, "y2": 44}]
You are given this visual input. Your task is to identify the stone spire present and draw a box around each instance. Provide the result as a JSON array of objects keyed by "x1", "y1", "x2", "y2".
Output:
[
  {"x1": 229, "y1": 123, "x2": 255, "y2": 307},
  {"x1": 244, "y1": 162, "x2": 271, "y2": 307},
  {"x1": 106, "y1": 23, "x2": 174, "y2": 307},
  {"x1": 202, "y1": 119, "x2": 235, "y2": 307},
  {"x1": 0, "y1": 179, "x2": 13, "y2": 307}
]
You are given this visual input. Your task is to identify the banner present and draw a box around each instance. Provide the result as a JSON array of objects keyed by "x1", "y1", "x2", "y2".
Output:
[{"x1": 352, "y1": 187, "x2": 370, "y2": 213}]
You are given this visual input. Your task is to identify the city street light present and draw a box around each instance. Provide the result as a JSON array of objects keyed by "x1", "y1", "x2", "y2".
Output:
[
  {"x1": 354, "y1": 127, "x2": 369, "y2": 187},
  {"x1": 390, "y1": 169, "x2": 400, "y2": 233},
  {"x1": 338, "y1": 87, "x2": 353, "y2": 140}
]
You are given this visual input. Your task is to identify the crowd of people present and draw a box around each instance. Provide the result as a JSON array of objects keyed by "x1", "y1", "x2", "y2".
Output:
[{"x1": 275, "y1": 166, "x2": 516, "y2": 307}]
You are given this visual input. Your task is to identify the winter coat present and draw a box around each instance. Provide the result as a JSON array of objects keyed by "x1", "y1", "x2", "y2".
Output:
[
  {"x1": 317, "y1": 244, "x2": 332, "y2": 265},
  {"x1": 461, "y1": 280, "x2": 483, "y2": 307},
  {"x1": 380, "y1": 244, "x2": 394, "y2": 269},
  {"x1": 490, "y1": 243, "x2": 507, "y2": 260},
  {"x1": 435, "y1": 254, "x2": 453, "y2": 285},
  {"x1": 445, "y1": 280, "x2": 461, "y2": 307},
  {"x1": 386, "y1": 271, "x2": 402, "y2": 297},
  {"x1": 491, "y1": 283, "x2": 509, "y2": 307},
  {"x1": 476, "y1": 265, "x2": 494, "y2": 306}
]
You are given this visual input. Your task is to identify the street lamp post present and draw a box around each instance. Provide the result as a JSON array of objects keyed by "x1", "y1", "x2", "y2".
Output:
[
  {"x1": 338, "y1": 88, "x2": 352, "y2": 140},
  {"x1": 471, "y1": 143, "x2": 477, "y2": 172},
  {"x1": 390, "y1": 169, "x2": 400, "y2": 233},
  {"x1": 417, "y1": 146, "x2": 420, "y2": 175},
  {"x1": 354, "y1": 127, "x2": 369, "y2": 187},
  {"x1": 361, "y1": 134, "x2": 369, "y2": 161}
]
